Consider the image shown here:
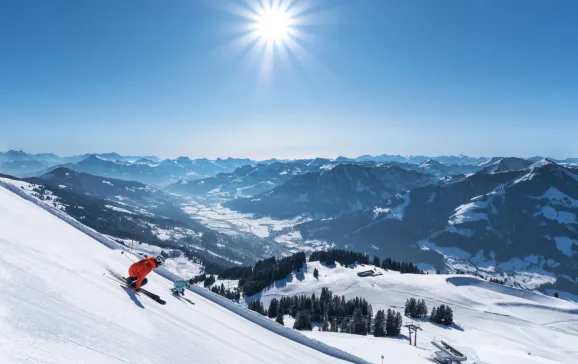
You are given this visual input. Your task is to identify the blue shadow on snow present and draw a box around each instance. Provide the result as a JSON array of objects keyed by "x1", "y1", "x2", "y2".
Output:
[{"x1": 121, "y1": 284, "x2": 145, "y2": 309}]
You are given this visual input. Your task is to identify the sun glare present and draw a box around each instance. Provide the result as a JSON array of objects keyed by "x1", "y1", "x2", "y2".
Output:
[
  {"x1": 256, "y1": 9, "x2": 290, "y2": 42},
  {"x1": 223, "y1": 0, "x2": 329, "y2": 85}
]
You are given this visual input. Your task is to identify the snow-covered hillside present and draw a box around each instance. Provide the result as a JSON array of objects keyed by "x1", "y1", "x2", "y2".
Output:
[
  {"x1": 0, "y1": 185, "x2": 362, "y2": 363},
  {"x1": 253, "y1": 261, "x2": 578, "y2": 364}
]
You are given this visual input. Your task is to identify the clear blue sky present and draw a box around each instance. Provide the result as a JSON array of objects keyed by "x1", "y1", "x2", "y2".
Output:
[{"x1": 1, "y1": 0, "x2": 577, "y2": 159}]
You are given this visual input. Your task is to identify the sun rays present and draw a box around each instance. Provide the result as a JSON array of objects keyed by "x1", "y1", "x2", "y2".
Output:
[{"x1": 222, "y1": 0, "x2": 326, "y2": 86}]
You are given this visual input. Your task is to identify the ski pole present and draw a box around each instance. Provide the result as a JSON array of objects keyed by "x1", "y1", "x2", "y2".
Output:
[{"x1": 121, "y1": 250, "x2": 136, "y2": 263}]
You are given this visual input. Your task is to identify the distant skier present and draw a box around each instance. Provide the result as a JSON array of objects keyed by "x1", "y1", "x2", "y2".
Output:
[
  {"x1": 172, "y1": 279, "x2": 191, "y2": 296},
  {"x1": 126, "y1": 256, "x2": 165, "y2": 291}
]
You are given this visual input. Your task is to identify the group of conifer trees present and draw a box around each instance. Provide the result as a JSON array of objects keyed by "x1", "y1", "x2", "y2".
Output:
[
  {"x1": 429, "y1": 304, "x2": 454, "y2": 325},
  {"x1": 404, "y1": 298, "x2": 428, "y2": 318},
  {"x1": 247, "y1": 287, "x2": 403, "y2": 337},
  {"x1": 210, "y1": 282, "x2": 240, "y2": 300},
  {"x1": 404, "y1": 297, "x2": 454, "y2": 326},
  {"x1": 308, "y1": 250, "x2": 423, "y2": 274}
]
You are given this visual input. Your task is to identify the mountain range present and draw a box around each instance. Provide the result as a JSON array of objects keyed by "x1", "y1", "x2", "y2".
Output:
[
  {"x1": 1, "y1": 151, "x2": 255, "y2": 187},
  {"x1": 3, "y1": 149, "x2": 578, "y2": 294},
  {"x1": 4, "y1": 149, "x2": 577, "y2": 183},
  {"x1": 225, "y1": 164, "x2": 434, "y2": 218},
  {"x1": 165, "y1": 159, "x2": 347, "y2": 199},
  {"x1": 297, "y1": 159, "x2": 578, "y2": 293}
]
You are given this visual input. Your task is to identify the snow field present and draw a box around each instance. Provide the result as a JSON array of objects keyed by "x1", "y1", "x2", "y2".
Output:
[
  {"x1": 254, "y1": 261, "x2": 578, "y2": 364},
  {"x1": 0, "y1": 185, "x2": 362, "y2": 364}
]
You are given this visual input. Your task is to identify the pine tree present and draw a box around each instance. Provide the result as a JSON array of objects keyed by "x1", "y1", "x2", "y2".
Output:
[
  {"x1": 437, "y1": 305, "x2": 446, "y2": 323},
  {"x1": 366, "y1": 304, "x2": 373, "y2": 334},
  {"x1": 407, "y1": 298, "x2": 417, "y2": 317},
  {"x1": 444, "y1": 306, "x2": 453, "y2": 325},
  {"x1": 268, "y1": 298, "x2": 279, "y2": 318},
  {"x1": 322, "y1": 312, "x2": 330, "y2": 331},
  {"x1": 385, "y1": 309, "x2": 394, "y2": 336},
  {"x1": 276, "y1": 313, "x2": 284, "y2": 326},
  {"x1": 313, "y1": 268, "x2": 319, "y2": 279},
  {"x1": 373, "y1": 310, "x2": 386, "y2": 337},
  {"x1": 404, "y1": 299, "x2": 410, "y2": 316},
  {"x1": 417, "y1": 299, "x2": 428, "y2": 318},
  {"x1": 352, "y1": 307, "x2": 365, "y2": 335},
  {"x1": 341, "y1": 318, "x2": 350, "y2": 333},
  {"x1": 394, "y1": 312, "x2": 403, "y2": 335},
  {"x1": 348, "y1": 318, "x2": 355, "y2": 334},
  {"x1": 430, "y1": 307, "x2": 437, "y2": 322},
  {"x1": 293, "y1": 311, "x2": 303, "y2": 330},
  {"x1": 290, "y1": 303, "x2": 298, "y2": 318},
  {"x1": 331, "y1": 317, "x2": 338, "y2": 332},
  {"x1": 302, "y1": 310, "x2": 313, "y2": 330},
  {"x1": 373, "y1": 256, "x2": 380, "y2": 267}
]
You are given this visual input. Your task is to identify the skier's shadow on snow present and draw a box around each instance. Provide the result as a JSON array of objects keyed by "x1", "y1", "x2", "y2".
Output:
[{"x1": 121, "y1": 285, "x2": 145, "y2": 309}]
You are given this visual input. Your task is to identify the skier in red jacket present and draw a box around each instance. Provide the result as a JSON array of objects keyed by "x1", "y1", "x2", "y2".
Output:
[{"x1": 126, "y1": 256, "x2": 165, "y2": 290}]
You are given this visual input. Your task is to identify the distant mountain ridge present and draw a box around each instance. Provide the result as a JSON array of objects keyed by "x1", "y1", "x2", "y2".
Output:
[
  {"x1": 225, "y1": 164, "x2": 435, "y2": 218},
  {"x1": 165, "y1": 159, "x2": 355, "y2": 199},
  {"x1": 10, "y1": 153, "x2": 256, "y2": 187},
  {"x1": 476, "y1": 157, "x2": 533, "y2": 174},
  {"x1": 3, "y1": 149, "x2": 577, "y2": 179}
]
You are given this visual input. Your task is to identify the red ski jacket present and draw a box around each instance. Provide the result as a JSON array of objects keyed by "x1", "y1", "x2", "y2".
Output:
[{"x1": 128, "y1": 257, "x2": 157, "y2": 289}]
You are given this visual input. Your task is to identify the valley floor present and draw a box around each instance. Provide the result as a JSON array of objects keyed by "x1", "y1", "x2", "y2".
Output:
[{"x1": 181, "y1": 199, "x2": 330, "y2": 254}]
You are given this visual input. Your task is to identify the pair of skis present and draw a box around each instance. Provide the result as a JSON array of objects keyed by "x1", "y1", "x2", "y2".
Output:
[
  {"x1": 171, "y1": 289, "x2": 195, "y2": 305},
  {"x1": 105, "y1": 268, "x2": 167, "y2": 305}
]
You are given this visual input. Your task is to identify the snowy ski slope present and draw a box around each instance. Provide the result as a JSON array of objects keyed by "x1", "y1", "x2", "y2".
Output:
[
  {"x1": 256, "y1": 262, "x2": 578, "y2": 364},
  {"x1": 0, "y1": 184, "x2": 363, "y2": 364}
]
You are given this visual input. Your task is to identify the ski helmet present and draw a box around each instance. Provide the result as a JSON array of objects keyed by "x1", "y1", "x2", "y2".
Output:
[{"x1": 155, "y1": 255, "x2": 165, "y2": 267}]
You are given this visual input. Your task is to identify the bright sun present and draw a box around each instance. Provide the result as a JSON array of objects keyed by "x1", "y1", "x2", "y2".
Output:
[
  {"x1": 225, "y1": 0, "x2": 326, "y2": 85},
  {"x1": 256, "y1": 9, "x2": 291, "y2": 42}
]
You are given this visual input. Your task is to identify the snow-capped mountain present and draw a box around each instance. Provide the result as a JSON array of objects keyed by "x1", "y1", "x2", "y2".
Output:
[
  {"x1": 0, "y1": 150, "x2": 163, "y2": 176},
  {"x1": 165, "y1": 160, "x2": 341, "y2": 199},
  {"x1": 476, "y1": 157, "x2": 533, "y2": 174},
  {"x1": 25, "y1": 154, "x2": 255, "y2": 187},
  {"x1": 226, "y1": 164, "x2": 434, "y2": 219},
  {"x1": 167, "y1": 162, "x2": 303, "y2": 198},
  {"x1": 37, "y1": 167, "x2": 159, "y2": 200},
  {"x1": 0, "y1": 149, "x2": 60, "y2": 162},
  {"x1": 0, "y1": 150, "x2": 62, "y2": 175},
  {"x1": 132, "y1": 157, "x2": 159, "y2": 166},
  {"x1": 298, "y1": 159, "x2": 578, "y2": 294},
  {"x1": 354, "y1": 154, "x2": 488, "y2": 165},
  {"x1": 529, "y1": 156, "x2": 578, "y2": 164},
  {"x1": 416, "y1": 159, "x2": 479, "y2": 176}
]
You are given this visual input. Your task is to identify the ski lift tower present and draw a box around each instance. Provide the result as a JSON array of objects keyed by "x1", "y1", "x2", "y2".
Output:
[{"x1": 404, "y1": 322, "x2": 422, "y2": 346}]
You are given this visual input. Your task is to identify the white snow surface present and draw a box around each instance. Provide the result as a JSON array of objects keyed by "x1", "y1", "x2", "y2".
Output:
[
  {"x1": 182, "y1": 201, "x2": 309, "y2": 238},
  {"x1": 0, "y1": 185, "x2": 364, "y2": 364},
  {"x1": 256, "y1": 261, "x2": 578, "y2": 364},
  {"x1": 449, "y1": 201, "x2": 489, "y2": 225},
  {"x1": 372, "y1": 192, "x2": 410, "y2": 221},
  {"x1": 553, "y1": 236, "x2": 578, "y2": 257},
  {"x1": 104, "y1": 204, "x2": 134, "y2": 214},
  {"x1": 535, "y1": 206, "x2": 577, "y2": 224},
  {"x1": 532, "y1": 187, "x2": 578, "y2": 208}
]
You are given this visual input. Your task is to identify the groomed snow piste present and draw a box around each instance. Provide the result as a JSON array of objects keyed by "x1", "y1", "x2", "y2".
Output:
[{"x1": 0, "y1": 185, "x2": 361, "y2": 364}]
